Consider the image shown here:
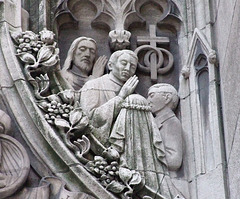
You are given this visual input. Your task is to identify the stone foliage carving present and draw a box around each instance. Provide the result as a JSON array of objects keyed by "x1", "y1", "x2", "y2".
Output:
[
  {"x1": 11, "y1": 28, "x2": 59, "y2": 100},
  {"x1": 10, "y1": 26, "x2": 185, "y2": 198},
  {"x1": 0, "y1": 109, "x2": 97, "y2": 199}
]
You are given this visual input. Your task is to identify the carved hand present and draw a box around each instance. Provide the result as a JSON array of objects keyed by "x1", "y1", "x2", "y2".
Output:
[
  {"x1": 118, "y1": 75, "x2": 139, "y2": 99},
  {"x1": 92, "y1": 55, "x2": 108, "y2": 78}
]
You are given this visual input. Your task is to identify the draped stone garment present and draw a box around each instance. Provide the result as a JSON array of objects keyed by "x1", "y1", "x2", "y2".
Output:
[
  {"x1": 80, "y1": 74, "x2": 124, "y2": 147},
  {"x1": 61, "y1": 69, "x2": 93, "y2": 91},
  {"x1": 109, "y1": 94, "x2": 178, "y2": 198}
]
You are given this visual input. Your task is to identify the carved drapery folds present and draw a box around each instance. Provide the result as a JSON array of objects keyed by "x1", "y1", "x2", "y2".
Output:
[{"x1": 0, "y1": 0, "x2": 186, "y2": 198}]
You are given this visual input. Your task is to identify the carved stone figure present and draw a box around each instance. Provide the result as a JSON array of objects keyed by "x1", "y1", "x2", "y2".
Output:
[
  {"x1": 147, "y1": 83, "x2": 183, "y2": 171},
  {"x1": 80, "y1": 50, "x2": 139, "y2": 146},
  {"x1": 109, "y1": 94, "x2": 174, "y2": 198},
  {"x1": 61, "y1": 37, "x2": 107, "y2": 90}
]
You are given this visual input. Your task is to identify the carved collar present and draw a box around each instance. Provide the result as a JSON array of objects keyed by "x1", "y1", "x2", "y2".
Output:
[
  {"x1": 109, "y1": 73, "x2": 124, "y2": 86},
  {"x1": 154, "y1": 110, "x2": 175, "y2": 129}
]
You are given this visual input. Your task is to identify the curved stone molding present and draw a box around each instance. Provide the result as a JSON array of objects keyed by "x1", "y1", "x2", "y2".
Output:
[
  {"x1": 0, "y1": 110, "x2": 11, "y2": 135},
  {"x1": 0, "y1": 22, "x2": 116, "y2": 199},
  {"x1": 54, "y1": 0, "x2": 78, "y2": 33},
  {"x1": 181, "y1": 28, "x2": 218, "y2": 79},
  {"x1": 11, "y1": 176, "x2": 96, "y2": 199},
  {"x1": 54, "y1": 0, "x2": 181, "y2": 51},
  {"x1": 0, "y1": 134, "x2": 30, "y2": 199}
]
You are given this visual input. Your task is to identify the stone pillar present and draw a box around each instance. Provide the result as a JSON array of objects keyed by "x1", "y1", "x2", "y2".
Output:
[{"x1": 0, "y1": 0, "x2": 21, "y2": 30}]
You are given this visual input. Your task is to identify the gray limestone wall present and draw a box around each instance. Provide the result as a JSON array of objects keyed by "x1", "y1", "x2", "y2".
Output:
[{"x1": 213, "y1": 0, "x2": 240, "y2": 198}]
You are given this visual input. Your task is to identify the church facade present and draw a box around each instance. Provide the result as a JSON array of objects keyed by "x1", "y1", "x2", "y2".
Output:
[{"x1": 0, "y1": 0, "x2": 239, "y2": 198}]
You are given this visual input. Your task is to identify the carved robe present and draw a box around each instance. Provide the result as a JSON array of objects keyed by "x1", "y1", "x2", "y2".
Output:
[
  {"x1": 155, "y1": 110, "x2": 183, "y2": 171},
  {"x1": 62, "y1": 70, "x2": 89, "y2": 90},
  {"x1": 109, "y1": 94, "x2": 178, "y2": 198},
  {"x1": 80, "y1": 74, "x2": 124, "y2": 146}
]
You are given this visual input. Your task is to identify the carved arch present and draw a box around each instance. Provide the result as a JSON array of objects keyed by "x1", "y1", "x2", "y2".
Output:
[{"x1": 180, "y1": 28, "x2": 222, "y2": 176}]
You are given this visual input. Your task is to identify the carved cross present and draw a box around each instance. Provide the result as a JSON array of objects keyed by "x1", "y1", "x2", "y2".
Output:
[{"x1": 137, "y1": 24, "x2": 170, "y2": 81}]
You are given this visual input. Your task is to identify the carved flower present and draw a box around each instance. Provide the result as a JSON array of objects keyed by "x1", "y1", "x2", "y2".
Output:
[
  {"x1": 40, "y1": 28, "x2": 55, "y2": 45},
  {"x1": 23, "y1": 31, "x2": 39, "y2": 42}
]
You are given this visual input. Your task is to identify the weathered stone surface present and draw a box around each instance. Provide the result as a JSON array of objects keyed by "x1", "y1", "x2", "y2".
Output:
[
  {"x1": 1, "y1": 0, "x2": 240, "y2": 198},
  {"x1": 213, "y1": 0, "x2": 240, "y2": 198}
]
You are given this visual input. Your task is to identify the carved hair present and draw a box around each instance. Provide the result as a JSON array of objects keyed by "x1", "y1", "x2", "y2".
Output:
[
  {"x1": 149, "y1": 83, "x2": 179, "y2": 110},
  {"x1": 62, "y1": 37, "x2": 97, "y2": 72},
  {"x1": 108, "y1": 50, "x2": 138, "y2": 70}
]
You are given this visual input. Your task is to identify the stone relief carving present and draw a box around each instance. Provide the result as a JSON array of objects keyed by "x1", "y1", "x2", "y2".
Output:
[
  {"x1": 0, "y1": 110, "x2": 30, "y2": 199},
  {"x1": 135, "y1": 24, "x2": 174, "y2": 82},
  {"x1": 0, "y1": 109, "x2": 96, "y2": 199},
  {"x1": 0, "y1": 133, "x2": 30, "y2": 199},
  {"x1": 147, "y1": 83, "x2": 183, "y2": 171},
  {"x1": 9, "y1": 25, "x2": 185, "y2": 198},
  {"x1": 11, "y1": 28, "x2": 59, "y2": 100},
  {"x1": 80, "y1": 50, "x2": 139, "y2": 146},
  {"x1": 54, "y1": 0, "x2": 181, "y2": 52},
  {"x1": 61, "y1": 36, "x2": 107, "y2": 90},
  {"x1": 8, "y1": 1, "x2": 185, "y2": 197}
]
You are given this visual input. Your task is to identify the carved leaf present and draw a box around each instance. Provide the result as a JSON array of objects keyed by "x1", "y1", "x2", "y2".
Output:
[
  {"x1": 37, "y1": 46, "x2": 54, "y2": 63},
  {"x1": 37, "y1": 100, "x2": 49, "y2": 112},
  {"x1": 94, "y1": 156, "x2": 105, "y2": 162},
  {"x1": 69, "y1": 108, "x2": 83, "y2": 127},
  {"x1": 73, "y1": 136, "x2": 91, "y2": 155},
  {"x1": 106, "y1": 180, "x2": 126, "y2": 193},
  {"x1": 35, "y1": 74, "x2": 50, "y2": 95},
  {"x1": 18, "y1": 53, "x2": 36, "y2": 64},
  {"x1": 54, "y1": 118, "x2": 70, "y2": 130},
  {"x1": 122, "y1": 0, "x2": 134, "y2": 18},
  {"x1": 41, "y1": 54, "x2": 59, "y2": 67},
  {"x1": 129, "y1": 172, "x2": 142, "y2": 186},
  {"x1": 119, "y1": 167, "x2": 132, "y2": 184},
  {"x1": 72, "y1": 115, "x2": 89, "y2": 131}
]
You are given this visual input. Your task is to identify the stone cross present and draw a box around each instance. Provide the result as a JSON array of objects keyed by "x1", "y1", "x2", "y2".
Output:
[{"x1": 137, "y1": 24, "x2": 170, "y2": 81}]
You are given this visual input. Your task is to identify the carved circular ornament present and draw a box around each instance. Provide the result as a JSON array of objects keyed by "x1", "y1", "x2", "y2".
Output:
[
  {"x1": 0, "y1": 134, "x2": 30, "y2": 198},
  {"x1": 134, "y1": 45, "x2": 174, "y2": 75}
]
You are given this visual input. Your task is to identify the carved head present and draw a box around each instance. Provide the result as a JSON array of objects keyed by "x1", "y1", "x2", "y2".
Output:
[
  {"x1": 108, "y1": 50, "x2": 138, "y2": 83},
  {"x1": 147, "y1": 83, "x2": 179, "y2": 114},
  {"x1": 63, "y1": 37, "x2": 97, "y2": 75}
]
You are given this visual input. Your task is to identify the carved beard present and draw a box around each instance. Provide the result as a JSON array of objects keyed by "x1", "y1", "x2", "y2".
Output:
[{"x1": 72, "y1": 60, "x2": 93, "y2": 75}]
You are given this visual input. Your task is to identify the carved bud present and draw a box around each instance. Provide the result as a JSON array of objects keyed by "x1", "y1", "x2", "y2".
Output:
[
  {"x1": 102, "y1": 146, "x2": 120, "y2": 162},
  {"x1": 39, "y1": 28, "x2": 55, "y2": 45}
]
